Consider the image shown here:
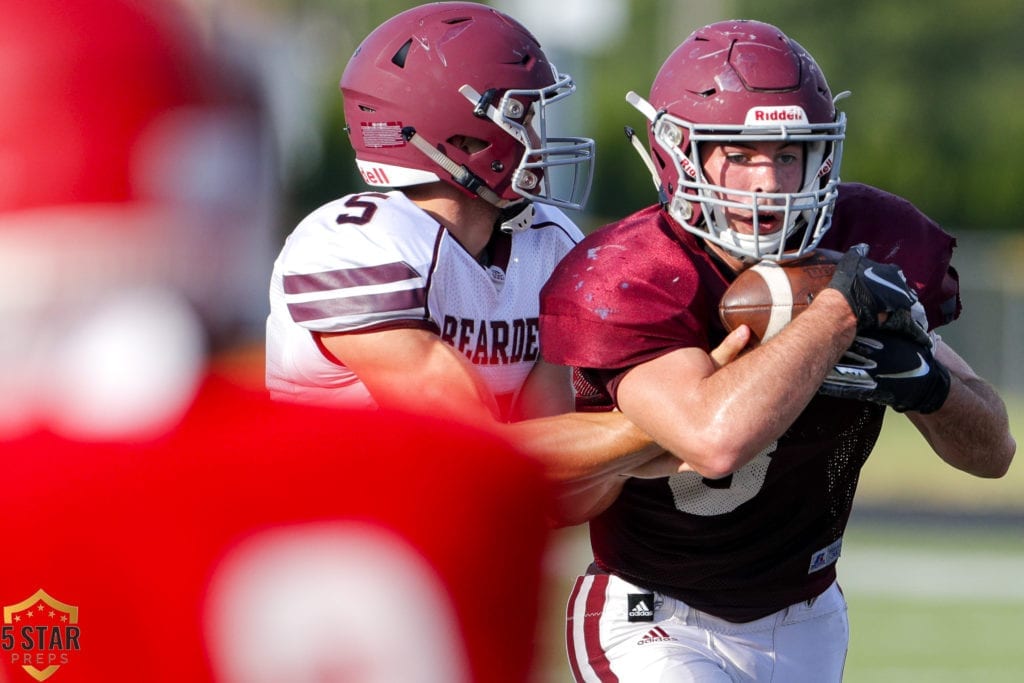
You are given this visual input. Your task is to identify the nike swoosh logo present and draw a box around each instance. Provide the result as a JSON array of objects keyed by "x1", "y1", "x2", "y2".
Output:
[
  {"x1": 864, "y1": 267, "x2": 915, "y2": 303},
  {"x1": 878, "y1": 353, "x2": 930, "y2": 379}
]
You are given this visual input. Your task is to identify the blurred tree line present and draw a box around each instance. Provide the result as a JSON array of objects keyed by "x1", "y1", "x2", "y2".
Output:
[{"x1": 259, "y1": 0, "x2": 1023, "y2": 236}]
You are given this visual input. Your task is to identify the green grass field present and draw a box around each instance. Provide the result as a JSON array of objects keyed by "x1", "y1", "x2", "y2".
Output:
[
  {"x1": 535, "y1": 395, "x2": 1024, "y2": 681},
  {"x1": 841, "y1": 521, "x2": 1024, "y2": 682},
  {"x1": 847, "y1": 596, "x2": 1023, "y2": 682}
]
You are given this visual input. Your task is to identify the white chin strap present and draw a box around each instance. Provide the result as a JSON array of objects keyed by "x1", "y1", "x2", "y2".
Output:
[{"x1": 497, "y1": 201, "x2": 535, "y2": 234}]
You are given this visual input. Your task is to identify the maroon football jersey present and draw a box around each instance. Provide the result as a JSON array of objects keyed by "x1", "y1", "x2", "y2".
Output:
[
  {"x1": 0, "y1": 376, "x2": 550, "y2": 682},
  {"x1": 539, "y1": 182, "x2": 958, "y2": 621}
]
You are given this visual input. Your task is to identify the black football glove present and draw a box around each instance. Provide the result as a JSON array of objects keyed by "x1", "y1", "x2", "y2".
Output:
[
  {"x1": 819, "y1": 330, "x2": 950, "y2": 413},
  {"x1": 827, "y1": 244, "x2": 930, "y2": 346}
]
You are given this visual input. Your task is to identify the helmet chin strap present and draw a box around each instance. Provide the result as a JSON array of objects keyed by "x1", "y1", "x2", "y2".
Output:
[
  {"x1": 401, "y1": 126, "x2": 534, "y2": 233},
  {"x1": 625, "y1": 125, "x2": 670, "y2": 207},
  {"x1": 493, "y1": 200, "x2": 534, "y2": 234}
]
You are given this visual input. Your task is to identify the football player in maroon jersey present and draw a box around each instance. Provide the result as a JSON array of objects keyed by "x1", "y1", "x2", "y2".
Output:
[
  {"x1": 540, "y1": 19, "x2": 1016, "y2": 682},
  {"x1": 0, "y1": 2, "x2": 551, "y2": 682}
]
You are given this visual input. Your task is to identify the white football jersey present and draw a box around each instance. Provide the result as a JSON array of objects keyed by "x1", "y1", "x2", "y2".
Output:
[{"x1": 266, "y1": 190, "x2": 583, "y2": 415}]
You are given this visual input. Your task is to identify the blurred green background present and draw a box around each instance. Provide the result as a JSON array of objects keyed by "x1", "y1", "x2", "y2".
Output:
[
  {"x1": 207, "y1": 0, "x2": 1024, "y2": 234},
  {"x1": 191, "y1": 1, "x2": 1023, "y2": 679}
]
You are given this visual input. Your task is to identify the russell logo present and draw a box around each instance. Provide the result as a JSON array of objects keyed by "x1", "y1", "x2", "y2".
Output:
[{"x1": 2, "y1": 590, "x2": 80, "y2": 682}]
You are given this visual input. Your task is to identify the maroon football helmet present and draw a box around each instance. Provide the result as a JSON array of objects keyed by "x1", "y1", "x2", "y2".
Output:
[
  {"x1": 340, "y1": 2, "x2": 593, "y2": 231},
  {"x1": 627, "y1": 20, "x2": 846, "y2": 261}
]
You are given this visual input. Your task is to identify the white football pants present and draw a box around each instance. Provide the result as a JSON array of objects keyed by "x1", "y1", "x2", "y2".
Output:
[{"x1": 566, "y1": 572, "x2": 849, "y2": 682}]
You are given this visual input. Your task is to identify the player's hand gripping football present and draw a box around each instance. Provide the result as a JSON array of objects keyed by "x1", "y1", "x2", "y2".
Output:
[
  {"x1": 818, "y1": 330, "x2": 951, "y2": 413},
  {"x1": 826, "y1": 244, "x2": 930, "y2": 345}
]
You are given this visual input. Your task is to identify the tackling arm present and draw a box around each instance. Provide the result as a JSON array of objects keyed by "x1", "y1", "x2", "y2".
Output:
[
  {"x1": 501, "y1": 327, "x2": 751, "y2": 526},
  {"x1": 323, "y1": 326, "x2": 665, "y2": 479},
  {"x1": 905, "y1": 338, "x2": 1016, "y2": 477},
  {"x1": 506, "y1": 325, "x2": 753, "y2": 480},
  {"x1": 319, "y1": 327, "x2": 500, "y2": 423},
  {"x1": 503, "y1": 356, "x2": 667, "y2": 525},
  {"x1": 323, "y1": 323, "x2": 754, "y2": 526},
  {"x1": 323, "y1": 325, "x2": 662, "y2": 468}
]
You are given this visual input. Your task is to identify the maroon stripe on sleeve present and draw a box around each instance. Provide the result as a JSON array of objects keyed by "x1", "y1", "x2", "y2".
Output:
[
  {"x1": 287, "y1": 287, "x2": 426, "y2": 323},
  {"x1": 283, "y1": 261, "x2": 419, "y2": 295}
]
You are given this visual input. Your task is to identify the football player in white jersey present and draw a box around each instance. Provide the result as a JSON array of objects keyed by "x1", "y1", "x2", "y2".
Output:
[
  {"x1": 265, "y1": 1, "x2": 594, "y2": 422},
  {"x1": 265, "y1": 2, "x2": 742, "y2": 524},
  {"x1": 0, "y1": 3, "x2": 555, "y2": 682}
]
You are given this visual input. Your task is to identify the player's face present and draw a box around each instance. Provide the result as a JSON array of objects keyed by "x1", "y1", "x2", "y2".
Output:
[{"x1": 700, "y1": 140, "x2": 805, "y2": 235}]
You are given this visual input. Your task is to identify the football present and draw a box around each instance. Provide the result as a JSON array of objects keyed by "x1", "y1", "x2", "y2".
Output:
[{"x1": 718, "y1": 249, "x2": 842, "y2": 342}]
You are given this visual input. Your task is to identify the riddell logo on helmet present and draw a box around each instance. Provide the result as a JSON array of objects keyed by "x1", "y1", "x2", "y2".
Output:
[
  {"x1": 359, "y1": 166, "x2": 391, "y2": 186},
  {"x1": 745, "y1": 107, "x2": 809, "y2": 126},
  {"x1": 680, "y1": 156, "x2": 699, "y2": 179},
  {"x1": 817, "y1": 156, "x2": 834, "y2": 178}
]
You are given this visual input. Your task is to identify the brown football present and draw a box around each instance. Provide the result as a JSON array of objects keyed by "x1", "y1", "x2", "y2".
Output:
[{"x1": 718, "y1": 249, "x2": 842, "y2": 342}]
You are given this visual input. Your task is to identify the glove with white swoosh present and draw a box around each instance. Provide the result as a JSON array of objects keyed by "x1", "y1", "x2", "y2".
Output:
[
  {"x1": 818, "y1": 330, "x2": 950, "y2": 413},
  {"x1": 827, "y1": 244, "x2": 931, "y2": 346}
]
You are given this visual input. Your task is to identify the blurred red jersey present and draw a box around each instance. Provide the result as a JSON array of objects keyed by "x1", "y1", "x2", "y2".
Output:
[{"x1": 0, "y1": 376, "x2": 551, "y2": 683}]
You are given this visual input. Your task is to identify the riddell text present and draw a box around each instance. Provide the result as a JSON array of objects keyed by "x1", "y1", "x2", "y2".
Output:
[{"x1": 752, "y1": 109, "x2": 803, "y2": 121}]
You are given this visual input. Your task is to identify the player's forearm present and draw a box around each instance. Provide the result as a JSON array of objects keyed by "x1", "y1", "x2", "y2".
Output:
[
  {"x1": 661, "y1": 290, "x2": 857, "y2": 477},
  {"x1": 907, "y1": 342, "x2": 1015, "y2": 477},
  {"x1": 550, "y1": 477, "x2": 626, "y2": 527},
  {"x1": 503, "y1": 410, "x2": 667, "y2": 484}
]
